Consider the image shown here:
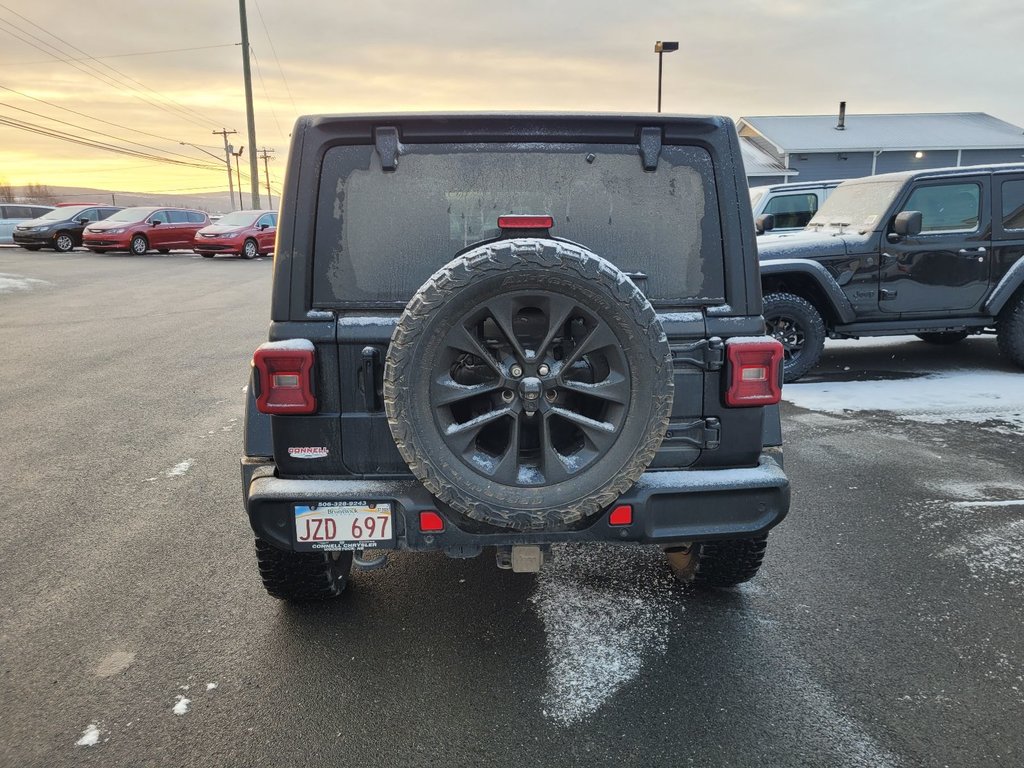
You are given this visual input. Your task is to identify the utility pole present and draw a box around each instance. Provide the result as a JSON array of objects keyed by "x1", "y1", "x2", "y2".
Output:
[
  {"x1": 232, "y1": 145, "x2": 245, "y2": 209},
  {"x1": 213, "y1": 128, "x2": 238, "y2": 211},
  {"x1": 110, "y1": 193, "x2": 115, "y2": 206},
  {"x1": 257, "y1": 147, "x2": 274, "y2": 208},
  {"x1": 238, "y1": 0, "x2": 261, "y2": 208}
]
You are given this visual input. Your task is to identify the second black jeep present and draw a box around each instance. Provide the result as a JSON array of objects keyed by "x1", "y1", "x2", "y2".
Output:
[{"x1": 757, "y1": 164, "x2": 1024, "y2": 381}]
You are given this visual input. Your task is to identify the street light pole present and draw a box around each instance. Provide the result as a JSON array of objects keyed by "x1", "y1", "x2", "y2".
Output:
[
  {"x1": 654, "y1": 41, "x2": 679, "y2": 113},
  {"x1": 232, "y1": 145, "x2": 245, "y2": 209}
]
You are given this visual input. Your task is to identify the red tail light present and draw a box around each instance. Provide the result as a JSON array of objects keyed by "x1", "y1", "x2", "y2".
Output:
[
  {"x1": 608, "y1": 504, "x2": 633, "y2": 526},
  {"x1": 724, "y1": 338, "x2": 783, "y2": 407},
  {"x1": 497, "y1": 214, "x2": 553, "y2": 230},
  {"x1": 252, "y1": 340, "x2": 317, "y2": 415},
  {"x1": 419, "y1": 510, "x2": 445, "y2": 532}
]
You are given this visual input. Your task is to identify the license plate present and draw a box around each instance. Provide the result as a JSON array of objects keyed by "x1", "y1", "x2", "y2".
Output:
[{"x1": 294, "y1": 502, "x2": 393, "y2": 551}]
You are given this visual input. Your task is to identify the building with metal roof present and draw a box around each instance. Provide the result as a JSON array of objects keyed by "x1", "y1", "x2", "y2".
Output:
[
  {"x1": 739, "y1": 139, "x2": 795, "y2": 186},
  {"x1": 737, "y1": 106, "x2": 1024, "y2": 183}
]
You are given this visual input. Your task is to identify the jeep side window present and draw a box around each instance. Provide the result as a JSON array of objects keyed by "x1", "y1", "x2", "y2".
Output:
[
  {"x1": 763, "y1": 193, "x2": 818, "y2": 229},
  {"x1": 902, "y1": 183, "x2": 980, "y2": 233},
  {"x1": 1001, "y1": 179, "x2": 1024, "y2": 230}
]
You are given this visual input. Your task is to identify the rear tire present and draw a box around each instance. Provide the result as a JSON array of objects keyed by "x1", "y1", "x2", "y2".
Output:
[
  {"x1": 242, "y1": 238, "x2": 258, "y2": 259},
  {"x1": 254, "y1": 539, "x2": 353, "y2": 602},
  {"x1": 763, "y1": 292, "x2": 826, "y2": 383},
  {"x1": 666, "y1": 535, "x2": 769, "y2": 588},
  {"x1": 130, "y1": 234, "x2": 148, "y2": 255},
  {"x1": 54, "y1": 232, "x2": 75, "y2": 253},
  {"x1": 997, "y1": 292, "x2": 1024, "y2": 369},
  {"x1": 917, "y1": 331, "x2": 969, "y2": 345}
]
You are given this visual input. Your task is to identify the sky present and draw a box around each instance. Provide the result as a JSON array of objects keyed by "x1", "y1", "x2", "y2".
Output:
[{"x1": 0, "y1": 0, "x2": 1021, "y2": 197}]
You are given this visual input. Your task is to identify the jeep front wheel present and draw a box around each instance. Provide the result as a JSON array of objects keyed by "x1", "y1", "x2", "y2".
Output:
[
  {"x1": 384, "y1": 239, "x2": 674, "y2": 531},
  {"x1": 997, "y1": 293, "x2": 1024, "y2": 369},
  {"x1": 254, "y1": 539, "x2": 353, "y2": 601},
  {"x1": 666, "y1": 535, "x2": 769, "y2": 588},
  {"x1": 763, "y1": 292, "x2": 826, "y2": 383}
]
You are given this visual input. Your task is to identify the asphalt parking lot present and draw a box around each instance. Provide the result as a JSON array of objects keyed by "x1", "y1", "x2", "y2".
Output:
[{"x1": 2, "y1": 247, "x2": 1023, "y2": 767}]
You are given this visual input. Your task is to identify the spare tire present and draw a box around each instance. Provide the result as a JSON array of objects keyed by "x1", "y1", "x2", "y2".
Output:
[{"x1": 384, "y1": 238, "x2": 674, "y2": 530}]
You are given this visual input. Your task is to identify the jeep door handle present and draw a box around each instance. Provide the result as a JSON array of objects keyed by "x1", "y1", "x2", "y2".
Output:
[{"x1": 957, "y1": 247, "x2": 986, "y2": 256}]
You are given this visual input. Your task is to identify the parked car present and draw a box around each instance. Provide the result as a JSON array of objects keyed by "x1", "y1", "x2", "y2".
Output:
[
  {"x1": 1, "y1": 203, "x2": 56, "y2": 245},
  {"x1": 750, "y1": 179, "x2": 843, "y2": 234},
  {"x1": 193, "y1": 209, "x2": 277, "y2": 259},
  {"x1": 82, "y1": 207, "x2": 210, "y2": 255},
  {"x1": 757, "y1": 163, "x2": 1024, "y2": 381},
  {"x1": 241, "y1": 113, "x2": 790, "y2": 602},
  {"x1": 12, "y1": 204, "x2": 121, "y2": 252}
]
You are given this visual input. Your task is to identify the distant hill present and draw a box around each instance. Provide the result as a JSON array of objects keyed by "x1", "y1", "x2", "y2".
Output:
[{"x1": 10, "y1": 185, "x2": 272, "y2": 214}]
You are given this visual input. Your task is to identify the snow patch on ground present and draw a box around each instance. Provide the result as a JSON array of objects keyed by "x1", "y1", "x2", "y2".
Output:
[
  {"x1": 172, "y1": 695, "x2": 191, "y2": 715},
  {"x1": 75, "y1": 723, "x2": 100, "y2": 746},
  {"x1": 532, "y1": 544, "x2": 674, "y2": 726},
  {"x1": 165, "y1": 459, "x2": 193, "y2": 477},
  {"x1": 945, "y1": 519, "x2": 1024, "y2": 586},
  {"x1": 784, "y1": 371, "x2": 1024, "y2": 431},
  {"x1": 206, "y1": 682, "x2": 217, "y2": 691},
  {"x1": 0, "y1": 273, "x2": 51, "y2": 294}
]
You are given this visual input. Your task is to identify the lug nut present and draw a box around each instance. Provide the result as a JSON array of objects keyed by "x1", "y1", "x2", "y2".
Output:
[
  {"x1": 510, "y1": 364, "x2": 523, "y2": 378},
  {"x1": 501, "y1": 389, "x2": 515, "y2": 403},
  {"x1": 538, "y1": 364, "x2": 550, "y2": 376},
  {"x1": 545, "y1": 390, "x2": 557, "y2": 402}
]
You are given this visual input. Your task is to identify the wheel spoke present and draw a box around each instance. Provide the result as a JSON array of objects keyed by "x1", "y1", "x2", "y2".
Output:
[
  {"x1": 444, "y1": 324, "x2": 501, "y2": 374},
  {"x1": 550, "y1": 407, "x2": 617, "y2": 451},
  {"x1": 535, "y1": 294, "x2": 578, "y2": 360},
  {"x1": 489, "y1": 416, "x2": 522, "y2": 484},
  {"x1": 559, "y1": 371, "x2": 630, "y2": 405},
  {"x1": 431, "y1": 375, "x2": 501, "y2": 406},
  {"x1": 444, "y1": 408, "x2": 512, "y2": 453},
  {"x1": 486, "y1": 295, "x2": 529, "y2": 362},
  {"x1": 562, "y1": 322, "x2": 619, "y2": 369},
  {"x1": 540, "y1": 413, "x2": 570, "y2": 483}
]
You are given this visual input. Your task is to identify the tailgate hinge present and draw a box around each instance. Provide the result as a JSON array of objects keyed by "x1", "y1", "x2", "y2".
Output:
[
  {"x1": 374, "y1": 126, "x2": 400, "y2": 172},
  {"x1": 671, "y1": 337, "x2": 724, "y2": 371},
  {"x1": 663, "y1": 418, "x2": 721, "y2": 450},
  {"x1": 639, "y1": 126, "x2": 662, "y2": 171}
]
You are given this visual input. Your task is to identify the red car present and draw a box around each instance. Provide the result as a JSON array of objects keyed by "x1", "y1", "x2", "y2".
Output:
[
  {"x1": 83, "y1": 207, "x2": 210, "y2": 255},
  {"x1": 193, "y1": 209, "x2": 277, "y2": 259}
]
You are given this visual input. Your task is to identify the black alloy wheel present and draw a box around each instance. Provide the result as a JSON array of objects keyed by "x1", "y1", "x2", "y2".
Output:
[
  {"x1": 762, "y1": 292, "x2": 825, "y2": 383},
  {"x1": 432, "y1": 291, "x2": 631, "y2": 487}
]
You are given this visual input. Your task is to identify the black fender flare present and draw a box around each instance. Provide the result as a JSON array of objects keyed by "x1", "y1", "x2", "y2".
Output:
[
  {"x1": 759, "y1": 259, "x2": 857, "y2": 324},
  {"x1": 985, "y1": 257, "x2": 1024, "y2": 316}
]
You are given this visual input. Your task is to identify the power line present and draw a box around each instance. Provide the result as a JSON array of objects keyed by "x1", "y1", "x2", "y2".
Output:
[
  {"x1": 6, "y1": 43, "x2": 240, "y2": 66},
  {"x1": 0, "y1": 102, "x2": 225, "y2": 167},
  {"x1": 0, "y1": 5, "x2": 221, "y2": 131},
  {"x1": 252, "y1": 0, "x2": 298, "y2": 112},
  {"x1": 249, "y1": 46, "x2": 286, "y2": 140},
  {"x1": 0, "y1": 114, "x2": 227, "y2": 171},
  {"x1": 0, "y1": 82, "x2": 219, "y2": 151}
]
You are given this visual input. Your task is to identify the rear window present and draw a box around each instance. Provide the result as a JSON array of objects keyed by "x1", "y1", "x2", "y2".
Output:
[{"x1": 312, "y1": 142, "x2": 724, "y2": 307}]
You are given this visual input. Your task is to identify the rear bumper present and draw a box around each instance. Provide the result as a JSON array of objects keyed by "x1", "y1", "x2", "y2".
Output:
[{"x1": 243, "y1": 454, "x2": 790, "y2": 554}]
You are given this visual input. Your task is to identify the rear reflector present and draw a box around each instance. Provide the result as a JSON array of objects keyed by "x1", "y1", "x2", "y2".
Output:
[
  {"x1": 724, "y1": 338, "x2": 784, "y2": 407},
  {"x1": 608, "y1": 504, "x2": 633, "y2": 526},
  {"x1": 497, "y1": 214, "x2": 553, "y2": 230},
  {"x1": 419, "y1": 510, "x2": 445, "y2": 532},
  {"x1": 252, "y1": 341, "x2": 317, "y2": 415}
]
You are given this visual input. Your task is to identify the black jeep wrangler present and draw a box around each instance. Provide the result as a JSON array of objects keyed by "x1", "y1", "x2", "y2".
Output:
[
  {"x1": 757, "y1": 164, "x2": 1024, "y2": 382},
  {"x1": 241, "y1": 113, "x2": 790, "y2": 601}
]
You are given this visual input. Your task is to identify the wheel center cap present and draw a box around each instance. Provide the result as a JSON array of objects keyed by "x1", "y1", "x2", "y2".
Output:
[{"x1": 519, "y1": 376, "x2": 542, "y2": 413}]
